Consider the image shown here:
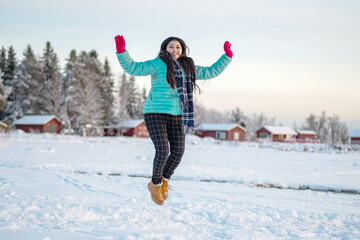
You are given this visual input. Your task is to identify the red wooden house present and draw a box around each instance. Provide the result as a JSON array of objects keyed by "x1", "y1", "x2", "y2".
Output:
[
  {"x1": 296, "y1": 130, "x2": 318, "y2": 143},
  {"x1": 13, "y1": 115, "x2": 62, "y2": 133},
  {"x1": 195, "y1": 123, "x2": 246, "y2": 141},
  {"x1": 104, "y1": 119, "x2": 148, "y2": 138},
  {"x1": 256, "y1": 126, "x2": 298, "y2": 142},
  {"x1": 350, "y1": 129, "x2": 360, "y2": 145}
]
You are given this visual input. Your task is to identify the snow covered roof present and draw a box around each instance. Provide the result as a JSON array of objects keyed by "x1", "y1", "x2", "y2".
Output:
[
  {"x1": 118, "y1": 120, "x2": 144, "y2": 128},
  {"x1": 13, "y1": 115, "x2": 60, "y2": 125},
  {"x1": 260, "y1": 126, "x2": 298, "y2": 135},
  {"x1": 197, "y1": 123, "x2": 246, "y2": 132},
  {"x1": 350, "y1": 129, "x2": 360, "y2": 138},
  {"x1": 296, "y1": 130, "x2": 316, "y2": 135},
  {"x1": 104, "y1": 119, "x2": 144, "y2": 129}
]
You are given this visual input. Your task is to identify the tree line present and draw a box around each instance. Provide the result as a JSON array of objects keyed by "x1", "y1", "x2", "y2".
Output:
[
  {"x1": 0, "y1": 43, "x2": 350, "y2": 143},
  {"x1": 0, "y1": 43, "x2": 145, "y2": 135},
  {"x1": 195, "y1": 106, "x2": 349, "y2": 144},
  {"x1": 301, "y1": 111, "x2": 349, "y2": 144}
]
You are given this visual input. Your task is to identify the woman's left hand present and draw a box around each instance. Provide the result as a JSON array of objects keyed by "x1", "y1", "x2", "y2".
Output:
[
  {"x1": 224, "y1": 41, "x2": 233, "y2": 58},
  {"x1": 115, "y1": 35, "x2": 126, "y2": 53}
]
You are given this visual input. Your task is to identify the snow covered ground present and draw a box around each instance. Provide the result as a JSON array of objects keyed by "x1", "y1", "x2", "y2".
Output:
[{"x1": 0, "y1": 132, "x2": 359, "y2": 239}]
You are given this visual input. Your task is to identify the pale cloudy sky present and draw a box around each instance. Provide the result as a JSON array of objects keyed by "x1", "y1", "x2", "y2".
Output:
[{"x1": 1, "y1": 0, "x2": 359, "y2": 129}]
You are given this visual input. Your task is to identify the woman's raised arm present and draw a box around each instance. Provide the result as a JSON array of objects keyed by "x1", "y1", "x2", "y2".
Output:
[{"x1": 114, "y1": 35, "x2": 158, "y2": 76}]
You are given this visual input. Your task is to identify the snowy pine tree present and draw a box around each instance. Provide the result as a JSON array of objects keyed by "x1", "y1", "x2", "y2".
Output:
[
  {"x1": 139, "y1": 86, "x2": 147, "y2": 118},
  {"x1": 339, "y1": 122, "x2": 349, "y2": 144},
  {"x1": 0, "y1": 47, "x2": 6, "y2": 73},
  {"x1": 73, "y1": 51, "x2": 104, "y2": 135},
  {"x1": 118, "y1": 72, "x2": 130, "y2": 121},
  {"x1": 18, "y1": 45, "x2": 45, "y2": 115},
  {"x1": 1, "y1": 46, "x2": 17, "y2": 120},
  {"x1": 64, "y1": 49, "x2": 80, "y2": 131},
  {"x1": 39, "y1": 42, "x2": 64, "y2": 116},
  {"x1": 0, "y1": 47, "x2": 27, "y2": 122},
  {"x1": 304, "y1": 113, "x2": 318, "y2": 132},
  {"x1": 230, "y1": 107, "x2": 246, "y2": 127},
  {"x1": 87, "y1": 52, "x2": 115, "y2": 126},
  {"x1": 327, "y1": 114, "x2": 348, "y2": 144},
  {"x1": 0, "y1": 49, "x2": 7, "y2": 113},
  {"x1": 0, "y1": 69, "x2": 11, "y2": 112},
  {"x1": 55, "y1": 72, "x2": 71, "y2": 132},
  {"x1": 126, "y1": 75, "x2": 138, "y2": 119},
  {"x1": 102, "y1": 58, "x2": 115, "y2": 125},
  {"x1": 3, "y1": 46, "x2": 16, "y2": 88},
  {"x1": 328, "y1": 114, "x2": 342, "y2": 144},
  {"x1": 317, "y1": 111, "x2": 329, "y2": 143}
]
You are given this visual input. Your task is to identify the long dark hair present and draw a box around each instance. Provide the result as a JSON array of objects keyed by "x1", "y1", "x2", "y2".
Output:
[{"x1": 158, "y1": 37, "x2": 200, "y2": 92}]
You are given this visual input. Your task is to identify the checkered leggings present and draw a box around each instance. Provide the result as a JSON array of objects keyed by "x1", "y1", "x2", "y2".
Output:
[{"x1": 144, "y1": 113, "x2": 185, "y2": 185}]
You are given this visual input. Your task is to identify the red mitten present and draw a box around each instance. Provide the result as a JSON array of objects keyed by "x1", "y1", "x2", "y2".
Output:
[
  {"x1": 224, "y1": 41, "x2": 233, "y2": 58},
  {"x1": 114, "y1": 35, "x2": 126, "y2": 53}
]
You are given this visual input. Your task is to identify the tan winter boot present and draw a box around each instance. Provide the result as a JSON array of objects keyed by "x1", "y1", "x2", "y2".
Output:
[
  {"x1": 162, "y1": 178, "x2": 170, "y2": 200},
  {"x1": 147, "y1": 181, "x2": 164, "y2": 205}
]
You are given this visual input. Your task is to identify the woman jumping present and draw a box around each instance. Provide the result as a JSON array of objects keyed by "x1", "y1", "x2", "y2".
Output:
[{"x1": 114, "y1": 35, "x2": 233, "y2": 205}]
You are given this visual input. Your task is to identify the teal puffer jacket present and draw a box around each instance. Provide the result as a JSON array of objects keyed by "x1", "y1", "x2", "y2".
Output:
[{"x1": 116, "y1": 50, "x2": 232, "y2": 115}]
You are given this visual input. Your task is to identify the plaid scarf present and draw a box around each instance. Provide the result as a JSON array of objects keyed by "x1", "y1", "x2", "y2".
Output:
[{"x1": 173, "y1": 59, "x2": 195, "y2": 133}]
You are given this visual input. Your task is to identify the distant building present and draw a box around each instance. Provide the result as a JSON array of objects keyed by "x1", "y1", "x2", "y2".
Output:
[
  {"x1": 350, "y1": 129, "x2": 360, "y2": 145},
  {"x1": 195, "y1": 123, "x2": 246, "y2": 141},
  {"x1": 296, "y1": 130, "x2": 318, "y2": 143},
  {"x1": 256, "y1": 126, "x2": 298, "y2": 142},
  {"x1": 104, "y1": 119, "x2": 148, "y2": 138},
  {"x1": 13, "y1": 115, "x2": 62, "y2": 133}
]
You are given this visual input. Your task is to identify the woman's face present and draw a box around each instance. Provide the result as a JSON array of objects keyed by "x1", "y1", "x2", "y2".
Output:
[{"x1": 166, "y1": 40, "x2": 182, "y2": 59}]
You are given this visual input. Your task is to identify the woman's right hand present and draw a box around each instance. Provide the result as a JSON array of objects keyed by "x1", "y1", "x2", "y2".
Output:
[{"x1": 114, "y1": 35, "x2": 126, "y2": 53}]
